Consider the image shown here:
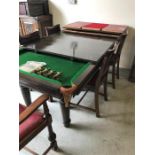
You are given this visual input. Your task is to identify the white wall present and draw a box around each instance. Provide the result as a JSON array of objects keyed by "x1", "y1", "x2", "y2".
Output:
[{"x1": 48, "y1": 0, "x2": 135, "y2": 69}]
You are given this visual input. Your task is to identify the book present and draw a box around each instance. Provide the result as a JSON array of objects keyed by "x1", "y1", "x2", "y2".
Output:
[{"x1": 19, "y1": 61, "x2": 47, "y2": 73}]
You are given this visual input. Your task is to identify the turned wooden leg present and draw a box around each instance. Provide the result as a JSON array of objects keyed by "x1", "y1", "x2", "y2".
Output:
[
  {"x1": 59, "y1": 101, "x2": 71, "y2": 127},
  {"x1": 112, "y1": 63, "x2": 116, "y2": 89},
  {"x1": 94, "y1": 79, "x2": 100, "y2": 117},
  {"x1": 43, "y1": 103, "x2": 58, "y2": 151},
  {"x1": 116, "y1": 61, "x2": 120, "y2": 79},
  {"x1": 47, "y1": 123, "x2": 58, "y2": 151},
  {"x1": 48, "y1": 96, "x2": 54, "y2": 102},
  {"x1": 103, "y1": 75, "x2": 108, "y2": 101},
  {"x1": 95, "y1": 86, "x2": 100, "y2": 117},
  {"x1": 20, "y1": 85, "x2": 31, "y2": 106}
]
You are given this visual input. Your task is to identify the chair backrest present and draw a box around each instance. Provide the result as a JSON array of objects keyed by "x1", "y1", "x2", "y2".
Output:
[
  {"x1": 88, "y1": 48, "x2": 114, "y2": 87},
  {"x1": 45, "y1": 24, "x2": 61, "y2": 36},
  {"x1": 115, "y1": 33, "x2": 127, "y2": 58},
  {"x1": 95, "y1": 50, "x2": 114, "y2": 87},
  {"x1": 112, "y1": 40, "x2": 120, "y2": 54},
  {"x1": 19, "y1": 31, "x2": 40, "y2": 45},
  {"x1": 101, "y1": 50, "x2": 114, "y2": 77}
]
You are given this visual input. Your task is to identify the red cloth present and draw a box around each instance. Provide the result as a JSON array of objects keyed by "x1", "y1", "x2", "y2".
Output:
[
  {"x1": 19, "y1": 104, "x2": 44, "y2": 140},
  {"x1": 83, "y1": 23, "x2": 109, "y2": 29}
]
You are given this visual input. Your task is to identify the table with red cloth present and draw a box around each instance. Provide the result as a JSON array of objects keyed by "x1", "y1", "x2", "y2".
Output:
[{"x1": 63, "y1": 21, "x2": 128, "y2": 36}]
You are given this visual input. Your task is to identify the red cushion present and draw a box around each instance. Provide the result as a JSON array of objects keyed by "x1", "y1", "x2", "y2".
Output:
[
  {"x1": 19, "y1": 104, "x2": 44, "y2": 140},
  {"x1": 82, "y1": 23, "x2": 109, "y2": 31}
]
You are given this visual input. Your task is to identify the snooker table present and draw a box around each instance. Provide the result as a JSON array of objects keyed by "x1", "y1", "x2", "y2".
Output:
[{"x1": 19, "y1": 48, "x2": 95, "y2": 127}]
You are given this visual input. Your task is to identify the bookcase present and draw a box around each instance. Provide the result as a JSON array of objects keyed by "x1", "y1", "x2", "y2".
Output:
[
  {"x1": 19, "y1": 0, "x2": 53, "y2": 37},
  {"x1": 19, "y1": 14, "x2": 53, "y2": 37},
  {"x1": 19, "y1": 0, "x2": 49, "y2": 17}
]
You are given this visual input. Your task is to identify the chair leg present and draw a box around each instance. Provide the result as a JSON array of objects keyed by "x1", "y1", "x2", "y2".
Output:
[
  {"x1": 48, "y1": 96, "x2": 54, "y2": 102},
  {"x1": 103, "y1": 75, "x2": 108, "y2": 101},
  {"x1": 42, "y1": 122, "x2": 58, "y2": 155},
  {"x1": 20, "y1": 85, "x2": 31, "y2": 106},
  {"x1": 95, "y1": 87, "x2": 100, "y2": 117},
  {"x1": 112, "y1": 63, "x2": 116, "y2": 89},
  {"x1": 116, "y1": 61, "x2": 120, "y2": 79},
  {"x1": 47, "y1": 120, "x2": 58, "y2": 151},
  {"x1": 43, "y1": 102, "x2": 58, "y2": 152}
]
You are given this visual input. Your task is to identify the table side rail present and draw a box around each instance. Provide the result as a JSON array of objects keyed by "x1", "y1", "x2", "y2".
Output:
[
  {"x1": 19, "y1": 72, "x2": 62, "y2": 98},
  {"x1": 73, "y1": 64, "x2": 96, "y2": 95}
]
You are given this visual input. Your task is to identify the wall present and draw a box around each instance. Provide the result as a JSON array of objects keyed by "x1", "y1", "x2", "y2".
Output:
[{"x1": 48, "y1": 0, "x2": 135, "y2": 69}]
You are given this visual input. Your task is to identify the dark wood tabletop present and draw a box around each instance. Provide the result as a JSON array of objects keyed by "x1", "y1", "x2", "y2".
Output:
[
  {"x1": 25, "y1": 32, "x2": 115, "y2": 63},
  {"x1": 20, "y1": 31, "x2": 116, "y2": 127}
]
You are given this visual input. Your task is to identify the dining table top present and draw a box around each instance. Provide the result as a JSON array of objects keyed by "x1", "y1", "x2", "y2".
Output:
[{"x1": 24, "y1": 31, "x2": 115, "y2": 63}]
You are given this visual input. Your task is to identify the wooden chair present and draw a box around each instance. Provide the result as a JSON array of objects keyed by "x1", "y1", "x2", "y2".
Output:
[
  {"x1": 19, "y1": 31, "x2": 40, "y2": 45},
  {"x1": 19, "y1": 94, "x2": 58, "y2": 154},
  {"x1": 87, "y1": 42, "x2": 119, "y2": 101},
  {"x1": 70, "y1": 50, "x2": 114, "y2": 117},
  {"x1": 109, "y1": 34, "x2": 127, "y2": 88},
  {"x1": 45, "y1": 24, "x2": 61, "y2": 36}
]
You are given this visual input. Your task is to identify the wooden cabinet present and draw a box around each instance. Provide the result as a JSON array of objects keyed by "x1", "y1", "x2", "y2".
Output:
[{"x1": 19, "y1": 14, "x2": 53, "y2": 37}]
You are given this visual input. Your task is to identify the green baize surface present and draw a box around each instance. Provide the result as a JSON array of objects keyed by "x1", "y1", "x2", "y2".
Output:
[{"x1": 19, "y1": 50, "x2": 90, "y2": 87}]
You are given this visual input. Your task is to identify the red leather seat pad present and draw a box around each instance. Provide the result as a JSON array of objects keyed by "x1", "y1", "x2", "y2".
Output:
[
  {"x1": 19, "y1": 104, "x2": 44, "y2": 140},
  {"x1": 83, "y1": 23, "x2": 109, "y2": 29}
]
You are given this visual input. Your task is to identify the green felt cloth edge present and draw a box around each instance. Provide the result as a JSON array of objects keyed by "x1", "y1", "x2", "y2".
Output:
[
  {"x1": 19, "y1": 63, "x2": 91, "y2": 87},
  {"x1": 19, "y1": 70, "x2": 62, "y2": 86}
]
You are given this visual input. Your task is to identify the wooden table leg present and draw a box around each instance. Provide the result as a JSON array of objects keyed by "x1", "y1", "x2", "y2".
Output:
[
  {"x1": 20, "y1": 85, "x2": 31, "y2": 106},
  {"x1": 59, "y1": 100, "x2": 71, "y2": 127}
]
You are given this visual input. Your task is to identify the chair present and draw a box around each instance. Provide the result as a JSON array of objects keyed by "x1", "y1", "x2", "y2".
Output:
[
  {"x1": 19, "y1": 31, "x2": 40, "y2": 45},
  {"x1": 45, "y1": 24, "x2": 61, "y2": 36},
  {"x1": 19, "y1": 94, "x2": 58, "y2": 154},
  {"x1": 87, "y1": 41, "x2": 120, "y2": 101},
  {"x1": 109, "y1": 34, "x2": 127, "y2": 89},
  {"x1": 70, "y1": 50, "x2": 114, "y2": 117}
]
